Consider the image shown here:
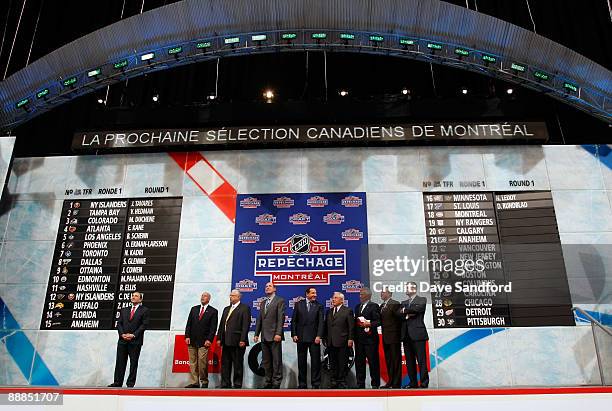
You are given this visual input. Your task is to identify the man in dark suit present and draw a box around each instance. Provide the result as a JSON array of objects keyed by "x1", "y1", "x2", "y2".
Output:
[
  {"x1": 354, "y1": 287, "x2": 380, "y2": 389},
  {"x1": 291, "y1": 286, "x2": 324, "y2": 389},
  {"x1": 254, "y1": 282, "x2": 286, "y2": 389},
  {"x1": 108, "y1": 291, "x2": 149, "y2": 387},
  {"x1": 184, "y1": 291, "x2": 219, "y2": 388},
  {"x1": 379, "y1": 289, "x2": 402, "y2": 388},
  {"x1": 323, "y1": 292, "x2": 354, "y2": 389},
  {"x1": 217, "y1": 289, "x2": 251, "y2": 388},
  {"x1": 400, "y1": 282, "x2": 429, "y2": 388}
]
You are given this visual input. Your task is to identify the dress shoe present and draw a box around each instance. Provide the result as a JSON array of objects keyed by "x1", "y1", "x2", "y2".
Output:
[
  {"x1": 219, "y1": 385, "x2": 231, "y2": 389},
  {"x1": 371, "y1": 386, "x2": 380, "y2": 389},
  {"x1": 402, "y1": 385, "x2": 418, "y2": 389},
  {"x1": 185, "y1": 383, "x2": 199, "y2": 388},
  {"x1": 126, "y1": 385, "x2": 134, "y2": 388},
  {"x1": 381, "y1": 384, "x2": 393, "y2": 389},
  {"x1": 200, "y1": 384, "x2": 208, "y2": 389},
  {"x1": 107, "y1": 383, "x2": 121, "y2": 387},
  {"x1": 356, "y1": 385, "x2": 366, "y2": 389},
  {"x1": 271, "y1": 385, "x2": 281, "y2": 389},
  {"x1": 419, "y1": 383, "x2": 428, "y2": 388},
  {"x1": 312, "y1": 385, "x2": 320, "y2": 389},
  {"x1": 261, "y1": 384, "x2": 273, "y2": 389},
  {"x1": 233, "y1": 385, "x2": 242, "y2": 389},
  {"x1": 297, "y1": 385, "x2": 307, "y2": 389}
]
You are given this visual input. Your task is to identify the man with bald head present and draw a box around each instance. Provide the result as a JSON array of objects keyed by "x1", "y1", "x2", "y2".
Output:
[
  {"x1": 184, "y1": 292, "x2": 218, "y2": 388},
  {"x1": 354, "y1": 287, "x2": 380, "y2": 389},
  {"x1": 217, "y1": 289, "x2": 251, "y2": 388},
  {"x1": 323, "y1": 292, "x2": 354, "y2": 389}
]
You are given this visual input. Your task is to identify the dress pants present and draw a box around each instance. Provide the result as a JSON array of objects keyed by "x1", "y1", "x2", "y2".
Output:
[
  {"x1": 113, "y1": 342, "x2": 142, "y2": 387},
  {"x1": 297, "y1": 342, "x2": 321, "y2": 388},
  {"x1": 383, "y1": 342, "x2": 401, "y2": 387},
  {"x1": 187, "y1": 345, "x2": 210, "y2": 385},
  {"x1": 355, "y1": 341, "x2": 380, "y2": 388},
  {"x1": 328, "y1": 345, "x2": 349, "y2": 388},
  {"x1": 403, "y1": 339, "x2": 429, "y2": 387},
  {"x1": 221, "y1": 345, "x2": 246, "y2": 388},
  {"x1": 261, "y1": 341, "x2": 283, "y2": 387}
]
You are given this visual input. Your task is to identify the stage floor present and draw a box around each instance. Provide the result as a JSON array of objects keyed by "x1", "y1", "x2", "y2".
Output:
[{"x1": 1, "y1": 386, "x2": 611, "y2": 410}]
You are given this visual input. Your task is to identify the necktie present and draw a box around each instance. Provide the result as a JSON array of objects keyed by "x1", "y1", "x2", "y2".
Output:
[
  {"x1": 199, "y1": 306, "x2": 205, "y2": 320},
  {"x1": 265, "y1": 298, "x2": 271, "y2": 313},
  {"x1": 381, "y1": 301, "x2": 387, "y2": 311},
  {"x1": 360, "y1": 302, "x2": 366, "y2": 314},
  {"x1": 307, "y1": 301, "x2": 310, "y2": 312},
  {"x1": 225, "y1": 305, "x2": 236, "y2": 331},
  {"x1": 129, "y1": 306, "x2": 136, "y2": 320}
]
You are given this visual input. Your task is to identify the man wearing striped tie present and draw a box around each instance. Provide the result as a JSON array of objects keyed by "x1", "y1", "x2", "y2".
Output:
[
  {"x1": 217, "y1": 289, "x2": 251, "y2": 388},
  {"x1": 108, "y1": 291, "x2": 150, "y2": 388}
]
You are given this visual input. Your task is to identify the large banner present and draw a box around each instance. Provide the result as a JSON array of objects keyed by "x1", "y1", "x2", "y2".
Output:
[
  {"x1": 232, "y1": 192, "x2": 369, "y2": 331},
  {"x1": 72, "y1": 122, "x2": 549, "y2": 151}
]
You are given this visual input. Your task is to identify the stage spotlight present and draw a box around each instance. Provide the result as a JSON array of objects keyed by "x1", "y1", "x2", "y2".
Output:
[
  {"x1": 263, "y1": 89, "x2": 275, "y2": 102},
  {"x1": 140, "y1": 52, "x2": 155, "y2": 62},
  {"x1": 401, "y1": 88, "x2": 409, "y2": 95},
  {"x1": 461, "y1": 88, "x2": 468, "y2": 95},
  {"x1": 207, "y1": 94, "x2": 217, "y2": 101},
  {"x1": 339, "y1": 90, "x2": 349, "y2": 97},
  {"x1": 97, "y1": 98, "x2": 104, "y2": 104},
  {"x1": 152, "y1": 94, "x2": 159, "y2": 102},
  {"x1": 506, "y1": 88, "x2": 514, "y2": 95}
]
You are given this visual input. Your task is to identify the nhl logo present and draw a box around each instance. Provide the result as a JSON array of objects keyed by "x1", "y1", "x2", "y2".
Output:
[{"x1": 290, "y1": 234, "x2": 311, "y2": 254}]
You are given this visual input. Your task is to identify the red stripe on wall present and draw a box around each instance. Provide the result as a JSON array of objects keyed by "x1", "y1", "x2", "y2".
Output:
[{"x1": 169, "y1": 151, "x2": 237, "y2": 222}]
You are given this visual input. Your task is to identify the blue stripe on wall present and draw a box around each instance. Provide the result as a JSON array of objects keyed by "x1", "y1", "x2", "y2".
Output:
[
  {"x1": 582, "y1": 144, "x2": 612, "y2": 170},
  {"x1": 0, "y1": 297, "x2": 58, "y2": 385}
]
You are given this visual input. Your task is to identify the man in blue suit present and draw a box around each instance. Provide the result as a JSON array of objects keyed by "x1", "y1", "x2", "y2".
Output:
[{"x1": 291, "y1": 287, "x2": 324, "y2": 389}]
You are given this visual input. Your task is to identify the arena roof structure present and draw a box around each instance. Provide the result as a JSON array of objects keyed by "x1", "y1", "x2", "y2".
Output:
[{"x1": 1, "y1": 0, "x2": 610, "y2": 132}]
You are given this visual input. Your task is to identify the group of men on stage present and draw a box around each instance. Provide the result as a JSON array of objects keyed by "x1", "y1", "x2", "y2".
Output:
[{"x1": 108, "y1": 282, "x2": 429, "y2": 390}]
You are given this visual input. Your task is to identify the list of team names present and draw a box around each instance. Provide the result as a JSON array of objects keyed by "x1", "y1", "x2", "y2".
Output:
[
  {"x1": 41, "y1": 197, "x2": 182, "y2": 330},
  {"x1": 424, "y1": 192, "x2": 510, "y2": 328}
]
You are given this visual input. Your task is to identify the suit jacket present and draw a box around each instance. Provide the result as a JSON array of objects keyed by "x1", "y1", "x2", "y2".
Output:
[
  {"x1": 185, "y1": 304, "x2": 219, "y2": 347},
  {"x1": 354, "y1": 301, "x2": 380, "y2": 345},
  {"x1": 400, "y1": 295, "x2": 429, "y2": 341},
  {"x1": 324, "y1": 305, "x2": 355, "y2": 348},
  {"x1": 291, "y1": 299, "x2": 324, "y2": 343},
  {"x1": 116, "y1": 304, "x2": 149, "y2": 345},
  {"x1": 217, "y1": 303, "x2": 251, "y2": 347},
  {"x1": 255, "y1": 295, "x2": 286, "y2": 341},
  {"x1": 379, "y1": 299, "x2": 402, "y2": 344}
]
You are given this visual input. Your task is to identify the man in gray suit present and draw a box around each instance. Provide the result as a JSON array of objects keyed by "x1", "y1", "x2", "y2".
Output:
[
  {"x1": 323, "y1": 292, "x2": 354, "y2": 389},
  {"x1": 254, "y1": 282, "x2": 286, "y2": 389}
]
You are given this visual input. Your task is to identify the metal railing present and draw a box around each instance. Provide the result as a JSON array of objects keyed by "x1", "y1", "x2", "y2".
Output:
[{"x1": 572, "y1": 307, "x2": 612, "y2": 386}]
